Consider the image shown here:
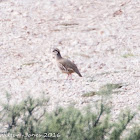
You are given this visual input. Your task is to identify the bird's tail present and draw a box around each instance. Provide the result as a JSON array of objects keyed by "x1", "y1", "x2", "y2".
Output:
[
  {"x1": 74, "y1": 65, "x2": 82, "y2": 77},
  {"x1": 76, "y1": 71, "x2": 82, "y2": 77},
  {"x1": 78, "y1": 73, "x2": 82, "y2": 77}
]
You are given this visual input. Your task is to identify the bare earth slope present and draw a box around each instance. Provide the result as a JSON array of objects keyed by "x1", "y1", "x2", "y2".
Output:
[{"x1": 0, "y1": 0, "x2": 140, "y2": 118}]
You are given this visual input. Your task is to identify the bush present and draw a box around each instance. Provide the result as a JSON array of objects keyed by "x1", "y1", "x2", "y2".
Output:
[{"x1": 0, "y1": 94, "x2": 140, "y2": 140}]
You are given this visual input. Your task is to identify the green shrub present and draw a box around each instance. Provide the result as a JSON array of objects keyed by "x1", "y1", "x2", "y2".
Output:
[
  {"x1": 109, "y1": 111, "x2": 135, "y2": 140},
  {"x1": 0, "y1": 94, "x2": 140, "y2": 140},
  {"x1": 125, "y1": 126, "x2": 140, "y2": 140},
  {"x1": 41, "y1": 103, "x2": 110, "y2": 140}
]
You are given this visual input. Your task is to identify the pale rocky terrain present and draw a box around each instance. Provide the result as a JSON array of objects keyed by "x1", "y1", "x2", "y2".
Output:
[{"x1": 0, "y1": 0, "x2": 140, "y2": 120}]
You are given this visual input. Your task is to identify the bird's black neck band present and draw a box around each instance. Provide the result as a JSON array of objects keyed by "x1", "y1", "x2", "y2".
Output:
[{"x1": 56, "y1": 53, "x2": 62, "y2": 59}]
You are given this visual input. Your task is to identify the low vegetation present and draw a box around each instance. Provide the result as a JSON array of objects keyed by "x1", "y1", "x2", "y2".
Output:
[
  {"x1": 122, "y1": 53, "x2": 134, "y2": 58},
  {"x1": 0, "y1": 93, "x2": 140, "y2": 140},
  {"x1": 82, "y1": 83, "x2": 122, "y2": 97}
]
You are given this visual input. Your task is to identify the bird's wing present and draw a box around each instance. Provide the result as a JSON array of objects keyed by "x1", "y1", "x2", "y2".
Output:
[
  {"x1": 60, "y1": 59, "x2": 82, "y2": 76},
  {"x1": 57, "y1": 62, "x2": 68, "y2": 72}
]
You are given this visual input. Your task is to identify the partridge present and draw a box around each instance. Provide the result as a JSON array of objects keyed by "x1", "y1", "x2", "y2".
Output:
[{"x1": 52, "y1": 48, "x2": 82, "y2": 80}]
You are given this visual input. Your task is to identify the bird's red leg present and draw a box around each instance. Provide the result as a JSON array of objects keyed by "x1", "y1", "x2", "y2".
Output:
[
  {"x1": 70, "y1": 74, "x2": 73, "y2": 80},
  {"x1": 64, "y1": 74, "x2": 69, "y2": 83},
  {"x1": 66, "y1": 74, "x2": 69, "y2": 81}
]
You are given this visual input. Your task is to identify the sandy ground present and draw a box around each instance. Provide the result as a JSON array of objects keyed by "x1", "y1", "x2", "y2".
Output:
[{"x1": 0, "y1": 0, "x2": 140, "y2": 121}]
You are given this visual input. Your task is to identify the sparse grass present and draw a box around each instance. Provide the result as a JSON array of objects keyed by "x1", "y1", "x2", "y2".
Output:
[
  {"x1": 82, "y1": 91, "x2": 96, "y2": 97},
  {"x1": 82, "y1": 83, "x2": 122, "y2": 97},
  {"x1": 97, "y1": 71, "x2": 120, "y2": 76},
  {"x1": 73, "y1": 52, "x2": 90, "y2": 58},
  {"x1": 58, "y1": 23, "x2": 79, "y2": 26},
  {"x1": 122, "y1": 53, "x2": 134, "y2": 58},
  {"x1": 21, "y1": 61, "x2": 42, "y2": 66},
  {"x1": 97, "y1": 83, "x2": 122, "y2": 95}
]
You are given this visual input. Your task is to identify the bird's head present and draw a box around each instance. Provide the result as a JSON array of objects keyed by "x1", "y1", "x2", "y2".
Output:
[
  {"x1": 52, "y1": 48, "x2": 62, "y2": 59},
  {"x1": 52, "y1": 48, "x2": 60, "y2": 54}
]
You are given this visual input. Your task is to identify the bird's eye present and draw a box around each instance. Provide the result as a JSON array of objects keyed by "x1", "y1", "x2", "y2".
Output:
[{"x1": 53, "y1": 50, "x2": 58, "y2": 54}]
